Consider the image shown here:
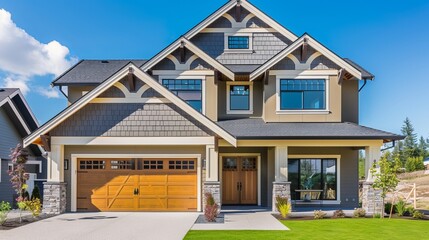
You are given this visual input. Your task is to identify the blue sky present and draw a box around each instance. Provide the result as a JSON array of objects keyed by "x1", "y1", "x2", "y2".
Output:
[{"x1": 1, "y1": 0, "x2": 428, "y2": 137}]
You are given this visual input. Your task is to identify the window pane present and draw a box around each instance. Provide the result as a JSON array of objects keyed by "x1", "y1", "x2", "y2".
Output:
[
  {"x1": 304, "y1": 91, "x2": 325, "y2": 109},
  {"x1": 323, "y1": 159, "x2": 336, "y2": 200},
  {"x1": 288, "y1": 159, "x2": 300, "y2": 200},
  {"x1": 163, "y1": 79, "x2": 202, "y2": 112},
  {"x1": 280, "y1": 92, "x2": 302, "y2": 110},
  {"x1": 228, "y1": 36, "x2": 249, "y2": 49},
  {"x1": 230, "y1": 85, "x2": 250, "y2": 110}
]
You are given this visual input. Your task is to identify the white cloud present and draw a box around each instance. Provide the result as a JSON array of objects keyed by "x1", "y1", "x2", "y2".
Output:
[
  {"x1": 35, "y1": 86, "x2": 61, "y2": 99},
  {"x1": 0, "y1": 9, "x2": 77, "y2": 96}
]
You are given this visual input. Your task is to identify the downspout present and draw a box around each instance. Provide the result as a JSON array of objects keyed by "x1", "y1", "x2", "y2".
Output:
[{"x1": 358, "y1": 79, "x2": 367, "y2": 92}]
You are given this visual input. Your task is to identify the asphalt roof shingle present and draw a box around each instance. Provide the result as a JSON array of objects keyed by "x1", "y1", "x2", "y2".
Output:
[
  {"x1": 52, "y1": 60, "x2": 147, "y2": 86},
  {"x1": 217, "y1": 118, "x2": 403, "y2": 140},
  {"x1": 0, "y1": 88, "x2": 19, "y2": 103}
]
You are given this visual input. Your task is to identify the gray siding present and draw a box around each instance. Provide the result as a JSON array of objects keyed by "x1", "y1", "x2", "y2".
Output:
[
  {"x1": 288, "y1": 147, "x2": 359, "y2": 209},
  {"x1": 0, "y1": 107, "x2": 22, "y2": 159},
  {"x1": 50, "y1": 103, "x2": 214, "y2": 137},
  {"x1": 0, "y1": 159, "x2": 14, "y2": 204},
  {"x1": 191, "y1": 32, "x2": 290, "y2": 65}
]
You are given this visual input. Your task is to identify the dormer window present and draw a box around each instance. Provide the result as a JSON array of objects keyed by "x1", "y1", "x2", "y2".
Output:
[
  {"x1": 225, "y1": 33, "x2": 253, "y2": 53},
  {"x1": 279, "y1": 79, "x2": 326, "y2": 110},
  {"x1": 227, "y1": 82, "x2": 253, "y2": 114}
]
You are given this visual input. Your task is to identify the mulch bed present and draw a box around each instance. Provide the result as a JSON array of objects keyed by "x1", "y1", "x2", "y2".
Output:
[
  {"x1": 195, "y1": 213, "x2": 225, "y2": 224},
  {"x1": 0, "y1": 214, "x2": 55, "y2": 230},
  {"x1": 272, "y1": 213, "x2": 429, "y2": 221}
]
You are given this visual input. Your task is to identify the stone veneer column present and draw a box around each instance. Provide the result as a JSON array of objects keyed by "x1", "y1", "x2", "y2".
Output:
[
  {"x1": 272, "y1": 182, "x2": 291, "y2": 212},
  {"x1": 203, "y1": 182, "x2": 221, "y2": 212},
  {"x1": 362, "y1": 181, "x2": 383, "y2": 215},
  {"x1": 43, "y1": 182, "x2": 67, "y2": 214}
]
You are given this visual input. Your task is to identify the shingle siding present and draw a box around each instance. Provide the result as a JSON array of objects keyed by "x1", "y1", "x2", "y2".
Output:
[
  {"x1": 50, "y1": 103, "x2": 214, "y2": 137},
  {"x1": 0, "y1": 159, "x2": 14, "y2": 204}
]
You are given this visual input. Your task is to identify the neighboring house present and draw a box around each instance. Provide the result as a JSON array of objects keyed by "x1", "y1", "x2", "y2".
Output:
[
  {"x1": 0, "y1": 88, "x2": 46, "y2": 204},
  {"x1": 24, "y1": 0, "x2": 402, "y2": 214}
]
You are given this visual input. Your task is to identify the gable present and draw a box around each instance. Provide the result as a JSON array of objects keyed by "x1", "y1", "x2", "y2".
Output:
[{"x1": 24, "y1": 64, "x2": 237, "y2": 147}]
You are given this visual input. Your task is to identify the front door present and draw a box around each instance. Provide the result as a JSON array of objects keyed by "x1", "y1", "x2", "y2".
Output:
[{"x1": 222, "y1": 157, "x2": 257, "y2": 205}]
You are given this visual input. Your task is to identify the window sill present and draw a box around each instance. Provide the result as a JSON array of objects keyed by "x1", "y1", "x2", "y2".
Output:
[
  {"x1": 276, "y1": 110, "x2": 330, "y2": 115},
  {"x1": 224, "y1": 49, "x2": 254, "y2": 54},
  {"x1": 227, "y1": 110, "x2": 254, "y2": 115}
]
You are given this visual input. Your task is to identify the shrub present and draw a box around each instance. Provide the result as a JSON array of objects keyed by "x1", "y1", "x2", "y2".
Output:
[
  {"x1": 395, "y1": 199, "x2": 406, "y2": 217},
  {"x1": 204, "y1": 192, "x2": 218, "y2": 222},
  {"x1": 314, "y1": 210, "x2": 326, "y2": 219},
  {"x1": 0, "y1": 201, "x2": 12, "y2": 225},
  {"x1": 353, "y1": 208, "x2": 366, "y2": 218},
  {"x1": 25, "y1": 198, "x2": 42, "y2": 217},
  {"x1": 373, "y1": 213, "x2": 382, "y2": 219},
  {"x1": 405, "y1": 156, "x2": 425, "y2": 172},
  {"x1": 31, "y1": 185, "x2": 41, "y2": 201},
  {"x1": 405, "y1": 206, "x2": 415, "y2": 216},
  {"x1": 275, "y1": 196, "x2": 291, "y2": 219},
  {"x1": 332, "y1": 209, "x2": 346, "y2": 218},
  {"x1": 385, "y1": 203, "x2": 396, "y2": 214},
  {"x1": 412, "y1": 210, "x2": 424, "y2": 219}
]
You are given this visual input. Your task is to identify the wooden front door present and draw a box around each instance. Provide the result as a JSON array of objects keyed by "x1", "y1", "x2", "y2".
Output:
[
  {"x1": 77, "y1": 158, "x2": 197, "y2": 212},
  {"x1": 222, "y1": 157, "x2": 257, "y2": 205}
]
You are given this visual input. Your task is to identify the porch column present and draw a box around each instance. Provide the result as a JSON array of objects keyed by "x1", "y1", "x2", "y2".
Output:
[
  {"x1": 272, "y1": 146, "x2": 291, "y2": 212},
  {"x1": 43, "y1": 144, "x2": 67, "y2": 214},
  {"x1": 362, "y1": 144, "x2": 382, "y2": 214},
  {"x1": 203, "y1": 144, "x2": 220, "y2": 211}
]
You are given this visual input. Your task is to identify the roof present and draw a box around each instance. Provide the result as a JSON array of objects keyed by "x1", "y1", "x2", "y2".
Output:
[
  {"x1": 0, "y1": 88, "x2": 19, "y2": 103},
  {"x1": 343, "y1": 58, "x2": 375, "y2": 80},
  {"x1": 52, "y1": 60, "x2": 147, "y2": 86},
  {"x1": 25, "y1": 63, "x2": 237, "y2": 147},
  {"x1": 217, "y1": 118, "x2": 404, "y2": 141},
  {"x1": 224, "y1": 64, "x2": 260, "y2": 74}
]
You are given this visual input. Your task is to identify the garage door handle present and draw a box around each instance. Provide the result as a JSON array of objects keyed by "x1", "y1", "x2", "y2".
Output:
[{"x1": 135, "y1": 188, "x2": 139, "y2": 195}]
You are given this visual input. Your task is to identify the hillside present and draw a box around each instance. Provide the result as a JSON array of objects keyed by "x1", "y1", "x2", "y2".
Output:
[{"x1": 386, "y1": 171, "x2": 429, "y2": 210}]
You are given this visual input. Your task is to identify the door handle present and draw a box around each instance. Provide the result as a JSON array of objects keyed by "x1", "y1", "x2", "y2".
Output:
[
  {"x1": 239, "y1": 182, "x2": 242, "y2": 191},
  {"x1": 133, "y1": 188, "x2": 137, "y2": 195},
  {"x1": 136, "y1": 188, "x2": 139, "y2": 195},
  {"x1": 237, "y1": 182, "x2": 240, "y2": 191}
]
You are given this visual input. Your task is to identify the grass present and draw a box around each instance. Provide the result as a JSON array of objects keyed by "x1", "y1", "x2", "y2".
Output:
[{"x1": 184, "y1": 218, "x2": 429, "y2": 240}]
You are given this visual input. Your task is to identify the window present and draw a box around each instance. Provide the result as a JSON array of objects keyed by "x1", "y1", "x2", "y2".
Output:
[
  {"x1": 288, "y1": 158, "x2": 337, "y2": 200},
  {"x1": 169, "y1": 160, "x2": 195, "y2": 170},
  {"x1": 227, "y1": 82, "x2": 253, "y2": 114},
  {"x1": 279, "y1": 79, "x2": 326, "y2": 110},
  {"x1": 140, "y1": 160, "x2": 163, "y2": 170},
  {"x1": 162, "y1": 79, "x2": 203, "y2": 112},
  {"x1": 228, "y1": 36, "x2": 249, "y2": 49},
  {"x1": 224, "y1": 33, "x2": 253, "y2": 53},
  {"x1": 111, "y1": 160, "x2": 135, "y2": 170},
  {"x1": 79, "y1": 160, "x2": 106, "y2": 170}
]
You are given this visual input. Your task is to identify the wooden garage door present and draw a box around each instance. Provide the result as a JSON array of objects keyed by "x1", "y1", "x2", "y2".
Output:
[{"x1": 77, "y1": 158, "x2": 197, "y2": 212}]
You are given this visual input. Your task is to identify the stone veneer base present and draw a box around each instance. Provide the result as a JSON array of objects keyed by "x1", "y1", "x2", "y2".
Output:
[
  {"x1": 361, "y1": 181, "x2": 383, "y2": 214},
  {"x1": 43, "y1": 182, "x2": 67, "y2": 215},
  {"x1": 272, "y1": 182, "x2": 291, "y2": 212},
  {"x1": 203, "y1": 182, "x2": 221, "y2": 212}
]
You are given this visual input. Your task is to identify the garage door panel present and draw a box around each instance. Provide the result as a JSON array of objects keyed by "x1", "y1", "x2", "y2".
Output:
[
  {"x1": 168, "y1": 186, "x2": 196, "y2": 196},
  {"x1": 77, "y1": 158, "x2": 197, "y2": 212},
  {"x1": 138, "y1": 198, "x2": 167, "y2": 209}
]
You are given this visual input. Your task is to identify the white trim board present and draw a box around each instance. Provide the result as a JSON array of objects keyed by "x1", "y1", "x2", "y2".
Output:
[
  {"x1": 51, "y1": 137, "x2": 215, "y2": 146},
  {"x1": 250, "y1": 34, "x2": 362, "y2": 81},
  {"x1": 24, "y1": 64, "x2": 237, "y2": 147},
  {"x1": 141, "y1": 37, "x2": 234, "y2": 80},
  {"x1": 70, "y1": 153, "x2": 202, "y2": 212}
]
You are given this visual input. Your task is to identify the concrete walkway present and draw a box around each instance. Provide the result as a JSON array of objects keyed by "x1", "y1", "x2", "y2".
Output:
[
  {"x1": 1, "y1": 212, "x2": 199, "y2": 240},
  {"x1": 192, "y1": 208, "x2": 288, "y2": 230}
]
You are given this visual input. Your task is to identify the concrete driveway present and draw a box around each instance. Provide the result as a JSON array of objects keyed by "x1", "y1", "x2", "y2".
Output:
[{"x1": 1, "y1": 212, "x2": 199, "y2": 240}]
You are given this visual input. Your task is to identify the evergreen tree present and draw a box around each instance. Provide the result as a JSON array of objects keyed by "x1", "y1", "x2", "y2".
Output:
[
  {"x1": 401, "y1": 118, "x2": 419, "y2": 160},
  {"x1": 418, "y1": 136, "x2": 428, "y2": 158}
]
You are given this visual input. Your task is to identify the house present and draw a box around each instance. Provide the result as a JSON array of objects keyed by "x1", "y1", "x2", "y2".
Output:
[
  {"x1": 0, "y1": 88, "x2": 46, "y2": 204},
  {"x1": 24, "y1": 0, "x2": 402, "y2": 214}
]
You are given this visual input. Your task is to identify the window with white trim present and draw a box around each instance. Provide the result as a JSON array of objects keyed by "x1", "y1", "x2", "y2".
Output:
[
  {"x1": 279, "y1": 79, "x2": 326, "y2": 110},
  {"x1": 224, "y1": 33, "x2": 253, "y2": 53},
  {"x1": 227, "y1": 82, "x2": 253, "y2": 114},
  {"x1": 162, "y1": 79, "x2": 203, "y2": 112}
]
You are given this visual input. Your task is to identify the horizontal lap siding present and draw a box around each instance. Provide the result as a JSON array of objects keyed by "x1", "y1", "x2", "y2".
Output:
[{"x1": 50, "y1": 103, "x2": 213, "y2": 137}]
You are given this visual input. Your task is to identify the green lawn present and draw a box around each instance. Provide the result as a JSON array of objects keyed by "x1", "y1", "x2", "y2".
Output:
[{"x1": 184, "y1": 218, "x2": 428, "y2": 240}]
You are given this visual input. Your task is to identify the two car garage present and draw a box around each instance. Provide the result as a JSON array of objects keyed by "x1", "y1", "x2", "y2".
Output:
[{"x1": 76, "y1": 158, "x2": 198, "y2": 212}]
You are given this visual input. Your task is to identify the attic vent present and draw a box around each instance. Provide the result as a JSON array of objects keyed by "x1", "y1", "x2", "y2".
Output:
[{"x1": 101, "y1": 60, "x2": 109, "y2": 63}]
